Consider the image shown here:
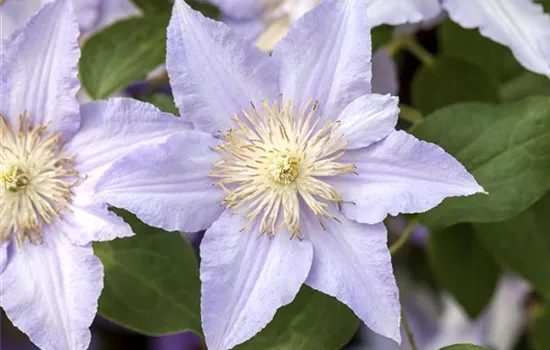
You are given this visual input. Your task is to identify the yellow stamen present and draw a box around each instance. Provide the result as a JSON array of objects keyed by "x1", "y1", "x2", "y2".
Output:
[
  {"x1": 210, "y1": 99, "x2": 355, "y2": 238},
  {"x1": 0, "y1": 113, "x2": 80, "y2": 246}
]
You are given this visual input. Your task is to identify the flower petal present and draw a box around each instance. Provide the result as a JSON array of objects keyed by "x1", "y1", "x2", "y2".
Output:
[
  {"x1": 96, "y1": 130, "x2": 225, "y2": 233},
  {"x1": 167, "y1": 0, "x2": 280, "y2": 134},
  {"x1": 333, "y1": 130, "x2": 484, "y2": 224},
  {"x1": 200, "y1": 211, "x2": 313, "y2": 349},
  {"x1": 1, "y1": 0, "x2": 81, "y2": 140},
  {"x1": 443, "y1": 0, "x2": 550, "y2": 76},
  {"x1": 339, "y1": 94, "x2": 399, "y2": 150},
  {"x1": 274, "y1": 0, "x2": 372, "y2": 119},
  {"x1": 0, "y1": 228, "x2": 103, "y2": 350},
  {"x1": 367, "y1": 0, "x2": 442, "y2": 27},
  {"x1": 64, "y1": 198, "x2": 134, "y2": 245},
  {"x1": 86, "y1": 0, "x2": 139, "y2": 35},
  {"x1": 0, "y1": 0, "x2": 42, "y2": 40},
  {"x1": 303, "y1": 211, "x2": 401, "y2": 342},
  {"x1": 210, "y1": 0, "x2": 265, "y2": 20},
  {"x1": 372, "y1": 48, "x2": 399, "y2": 95},
  {"x1": 67, "y1": 98, "x2": 190, "y2": 178},
  {"x1": 0, "y1": 241, "x2": 10, "y2": 274}
]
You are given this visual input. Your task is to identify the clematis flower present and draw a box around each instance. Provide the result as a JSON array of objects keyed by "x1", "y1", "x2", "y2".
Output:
[
  {"x1": 443, "y1": 0, "x2": 550, "y2": 77},
  {"x1": 213, "y1": 0, "x2": 441, "y2": 52},
  {"x1": 97, "y1": 0, "x2": 483, "y2": 348},
  {"x1": 0, "y1": 0, "x2": 139, "y2": 39},
  {"x1": 0, "y1": 1, "x2": 188, "y2": 349},
  {"x1": 360, "y1": 276, "x2": 530, "y2": 350}
]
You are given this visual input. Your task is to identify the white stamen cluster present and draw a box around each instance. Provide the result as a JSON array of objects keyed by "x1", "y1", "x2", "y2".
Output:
[
  {"x1": 0, "y1": 114, "x2": 80, "y2": 246},
  {"x1": 210, "y1": 99, "x2": 355, "y2": 238}
]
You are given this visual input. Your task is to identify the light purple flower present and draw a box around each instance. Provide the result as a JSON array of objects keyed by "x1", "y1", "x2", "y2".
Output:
[
  {"x1": 0, "y1": 0, "x2": 139, "y2": 39},
  {"x1": 212, "y1": 0, "x2": 442, "y2": 51},
  {"x1": 98, "y1": 0, "x2": 483, "y2": 348},
  {"x1": 443, "y1": 0, "x2": 550, "y2": 77},
  {"x1": 0, "y1": 1, "x2": 188, "y2": 349},
  {"x1": 359, "y1": 276, "x2": 530, "y2": 350}
]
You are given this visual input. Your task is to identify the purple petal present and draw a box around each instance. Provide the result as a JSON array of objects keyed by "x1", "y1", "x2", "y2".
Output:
[
  {"x1": 67, "y1": 98, "x2": 190, "y2": 178},
  {"x1": 200, "y1": 211, "x2": 313, "y2": 349},
  {"x1": 372, "y1": 48, "x2": 399, "y2": 95},
  {"x1": 367, "y1": 0, "x2": 442, "y2": 27},
  {"x1": 1, "y1": 0, "x2": 81, "y2": 141},
  {"x1": 86, "y1": 0, "x2": 139, "y2": 35},
  {"x1": 222, "y1": 16, "x2": 265, "y2": 42},
  {"x1": 0, "y1": 228, "x2": 103, "y2": 350},
  {"x1": 167, "y1": 0, "x2": 280, "y2": 134},
  {"x1": 274, "y1": 0, "x2": 372, "y2": 120},
  {"x1": 303, "y1": 211, "x2": 401, "y2": 342},
  {"x1": 96, "y1": 130, "x2": 225, "y2": 233},
  {"x1": 0, "y1": 241, "x2": 9, "y2": 274},
  {"x1": 443, "y1": 0, "x2": 550, "y2": 76},
  {"x1": 339, "y1": 94, "x2": 399, "y2": 150},
  {"x1": 333, "y1": 130, "x2": 485, "y2": 224},
  {"x1": 209, "y1": 0, "x2": 265, "y2": 20},
  {"x1": 64, "y1": 198, "x2": 133, "y2": 245}
]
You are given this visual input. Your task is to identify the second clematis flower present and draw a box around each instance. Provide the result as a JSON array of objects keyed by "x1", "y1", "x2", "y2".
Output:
[
  {"x1": 0, "y1": 1, "x2": 188, "y2": 349},
  {"x1": 97, "y1": 0, "x2": 484, "y2": 348}
]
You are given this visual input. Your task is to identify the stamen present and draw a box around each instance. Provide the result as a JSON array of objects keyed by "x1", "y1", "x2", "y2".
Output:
[
  {"x1": 210, "y1": 99, "x2": 355, "y2": 238},
  {"x1": 0, "y1": 113, "x2": 80, "y2": 245}
]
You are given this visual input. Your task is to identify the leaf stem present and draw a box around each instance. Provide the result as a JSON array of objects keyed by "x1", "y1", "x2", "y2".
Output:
[
  {"x1": 401, "y1": 36, "x2": 435, "y2": 66},
  {"x1": 401, "y1": 308, "x2": 418, "y2": 350},
  {"x1": 390, "y1": 217, "x2": 419, "y2": 255}
]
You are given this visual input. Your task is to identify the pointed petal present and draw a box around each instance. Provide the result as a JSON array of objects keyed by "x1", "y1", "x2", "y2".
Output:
[
  {"x1": 67, "y1": 98, "x2": 190, "y2": 178},
  {"x1": 201, "y1": 211, "x2": 313, "y2": 349},
  {"x1": 274, "y1": 0, "x2": 372, "y2": 119},
  {"x1": 367, "y1": 0, "x2": 442, "y2": 27},
  {"x1": 96, "y1": 130, "x2": 225, "y2": 233},
  {"x1": 443, "y1": 0, "x2": 550, "y2": 76},
  {"x1": 0, "y1": 229, "x2": 103, "y2": 350},
  {"x1": 64, "y1": 194, "x2": 134, "y2": 245},
  {"x1": 1, "y1": 0, "x2": 81, "y2": 140},
  {"x1": 334, "y1": 130, "x2": 484, "y2": 224},
  {"x1": 339, "y1": 94, "x2": 399, "y2": 150},
  {"x1": 304, "y1": 211, "x2": 401, "y2": 342},
  {"x1": 167, "y1": 0, "x2": 280, "y2": 134}
]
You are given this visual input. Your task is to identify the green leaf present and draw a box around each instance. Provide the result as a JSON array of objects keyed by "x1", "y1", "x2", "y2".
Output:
[
  {"x1": 80, "y1": 15, "x2": 169, "y2": 99},
  {"x1": 236, "y1": 286, "x2": 359, "y2": 350},
  {"x1": 132, "y1": 0, "x2": 172, "y2": 13},
  {"x1": 531, "y1": 304, "x2": 550, "y2": 350},
  {"x1": 428, "y1": 224, "x2": 500, "y2": 318},
  {"x1": 372, "y1": 25, "x2": 393, "y2": 52},
  {"x1": 411, "y1": 56, "x2": 500, "y2": 115},
  {"x1": 412, "y1": 96, "x2": 550, "y2": 231},
  {"x1": 500, "y1": 72, "x2": 550, "y2": 102},
  {"x1": 94, "y1": 211, "x2": 201, "y2": 335},
  {"x1": 186, "y1": 0, "x2": 220, "y2": 19},
  {"x1": 439, "y1": 345, "x2": 490, "y2": 350},
  {"x1": 475, "y1": 194, "x2": 550, "y2": 300},
  {"x1": 440, "y1": 21, "x2": 524, "y2": 84},
  {"x1": 141, "y1": 94, "x2": 179, "y2": 115}
]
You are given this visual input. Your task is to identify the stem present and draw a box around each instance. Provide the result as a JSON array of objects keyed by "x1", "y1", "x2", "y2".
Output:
[
  {"x1": 401, "y1": 36, "x2": 435, "y2": 66},
  {"x1": 390, "y1": 217, "x2": 419, "y2": 255},
  {"x1": 399, "y1": 104, "x2": 424, "y2": 125},
  {"x1": 401, "y1": 308, "x2": 418, "y2": 350}
]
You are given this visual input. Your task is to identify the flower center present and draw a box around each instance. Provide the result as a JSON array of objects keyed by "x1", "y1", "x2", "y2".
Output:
[
  {"x1": 268, "y1": 154, "x2": 300, "y2": 184},
  {"x1": 1, "y1": 165, "x2": 29, "y2": 192},
  {"x1": 0, "y1": 114, "x2": 80, "y2": 246},
  {"x1": 210, "y1": 99, "x2": 355, "y2": 238}
]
